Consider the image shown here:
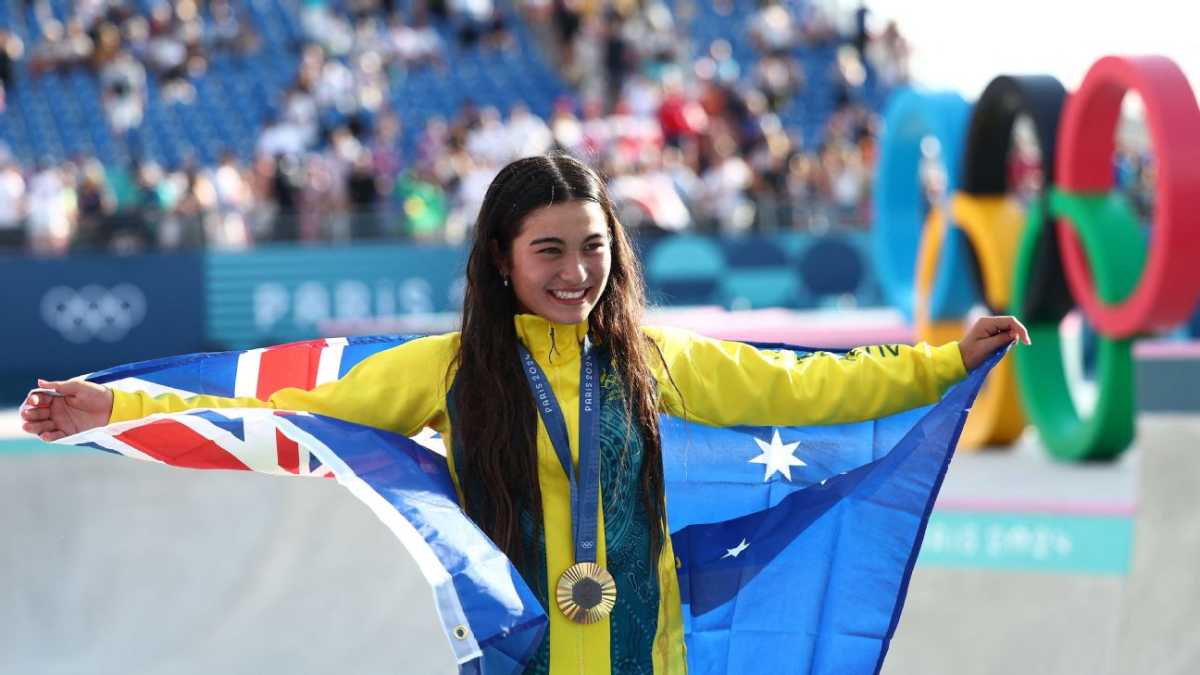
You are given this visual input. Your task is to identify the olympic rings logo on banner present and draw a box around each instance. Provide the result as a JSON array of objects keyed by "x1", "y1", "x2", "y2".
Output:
[
  {"x1": 40, "y1": 284, "x2": 148, "y2": 344},
  {"x1": 873, "y1": 55, "x2": 1200, "y2": 461}
]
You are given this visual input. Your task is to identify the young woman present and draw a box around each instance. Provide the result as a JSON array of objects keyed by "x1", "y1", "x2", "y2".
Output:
[{"x1": 22, "y1": 154, "x2": 1028, "y2": 674}]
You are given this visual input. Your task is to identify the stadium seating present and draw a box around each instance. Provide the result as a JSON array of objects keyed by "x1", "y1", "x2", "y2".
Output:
[{"x1": 0, "y1": 0, "x2": 884, "y2": 167}]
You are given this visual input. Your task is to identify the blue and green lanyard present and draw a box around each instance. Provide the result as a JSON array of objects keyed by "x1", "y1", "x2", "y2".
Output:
[{"x1": 517, "y1": 337, "x2": 602, "y2": 567}]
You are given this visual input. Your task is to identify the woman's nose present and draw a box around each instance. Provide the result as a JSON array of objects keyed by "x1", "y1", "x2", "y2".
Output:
[{"x1": 558, "y1": 256, "x2": 587, "y2": 284}]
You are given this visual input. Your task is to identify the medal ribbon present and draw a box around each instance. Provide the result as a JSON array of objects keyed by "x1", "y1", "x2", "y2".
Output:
[{"x1": 517, "y1": 338, "x2": 601, "y2": 565}]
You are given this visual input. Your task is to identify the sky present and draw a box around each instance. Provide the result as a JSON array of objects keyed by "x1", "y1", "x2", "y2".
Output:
[{"x1": 858, "y1": 0, "x2": 1199, "y2": 100}]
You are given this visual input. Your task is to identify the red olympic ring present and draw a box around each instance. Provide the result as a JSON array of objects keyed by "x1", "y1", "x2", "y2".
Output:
[{"x1": 1055, "y1": 55, "x2": 1200, "y2": 337}]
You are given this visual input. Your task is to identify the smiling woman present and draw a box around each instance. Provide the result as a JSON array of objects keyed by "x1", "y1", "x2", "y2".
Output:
[
  {"x1": 21, "y1": 153, "x2": 1027, "y2": 674},
  {"x1": 497, "y1": 200, "x2": 612, "y2": 325}
]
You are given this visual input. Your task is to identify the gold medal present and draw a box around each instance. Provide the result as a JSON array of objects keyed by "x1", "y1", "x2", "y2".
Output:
[{"x1": 555, "y1": 562, "x2": 617, "y2": 624}]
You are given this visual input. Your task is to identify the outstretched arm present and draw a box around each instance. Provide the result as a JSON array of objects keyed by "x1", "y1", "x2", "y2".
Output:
[
  {"x1": 21, "y1": 333, "x2": 460, "y2": 441},
  {"x1": 644, "y1": 316, "x2": 1026, "y2": 428}
]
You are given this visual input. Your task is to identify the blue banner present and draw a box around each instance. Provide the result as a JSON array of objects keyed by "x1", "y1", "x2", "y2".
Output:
[
  {"x1": 0, "y1": 252, "x2": 205, "y2": 388},
  {"x1": 205, "y1": 236, "x2": 882, "y2": 348},
  {"x1": 206, "y1": 244, "x2": 468, "y2": 349}
]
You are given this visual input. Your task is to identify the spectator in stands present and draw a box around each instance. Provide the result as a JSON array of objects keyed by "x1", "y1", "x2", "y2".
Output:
[
  {"x1": 369, "y1": 111, "x2": 405, "y2": 185},
  {"x1": 865, "y1": 20, "x2": 910, "y2": 87},
  {"x1": 506, "y1": 103, "x2": 554, "y2": 160},
  {"x1": 481, "y1": 8, "x2": 514, "y2": 51},
  {"x1": 346, "y1": 151, "x2": 383, "y2": 239},
  {"x1": 607, "y1": 148, "x2": 691, "y2": 234},
  {"x1": 270, "y1": 155, "x2": 305, "y2": 241},
  {"x1": 100, "y1": 51, "x2": 146, "y2": 134},
  {"x1": 74, "y1": 0, "x2": 108, "y2": 31},
  {"x1": 415, "y1": 115, "x2": 450, "y2": 175},
  {"x1": 72, "y1": 159, "x2": 115, "y2": 250},
  {"x1": 393, "y1": 165, "x2": 448, "y2": 240},
  {"x1": 63, "y1": 20, "x2": 96, "y2": 70},
  {"x1": 173, "y1": 164, "x2": 216, "y2": 248},
  {"x1": 748, "y1": 0, "x2": 795, "y2": 55},
  {"x1": 753, "y1": 50, "x2": 804, "y2": 113},
  {"x1": 144, "y1": 3, "x2": 192, "y2": 101},
  {"x1": 826, "y1": 144, "x2": 867, "y2": 228},
  {"x1": 389, "y1": 12, "x2": 444, "y2": 70},
  {"x1": 104, "y1": 189, "x2": 154, "y2": 254},
  {"x1": 314, "y1": 51, "x2": 356, "y2": 113},
  {"x1": 697, "y1": 137, "x2": 754, "y2": 234},
  {"x1": 207, "y1": 152, "x2": 253, "y2": 249},
  {"x1": 466, "y1": 106, "x2": 513, "y2": 167},
  {"x1": 0, "y1": 31, "x2": 23, "y2": 96},
  {"x1": 27, "y1": 161, "x2": 74, "y2": 256},
  {"x1": 831, "y1": 45, "x2": 867, "y2": 111},
  {"x1": 28, "y1": 19, "x2": 89, "y2": 74},
  {"x1": 451, "y1": 0, "x2": 494, "y2": 48},
  {"x1": 208, "y1": 0, "x2": 260, "y2": 54},
  {"x1": 0, "y1": 151, "x2": 27, "y2": 251},
  {"x1": 445, "y1": 151, "x2": 497, "y2": 244},
  {"x1": 549, "y1": 0, "x2": 582, "y2": 74},
  {"x1": 704, "y1": 39, "x2": 741, "y2": 84},
  {"x1": 796, "y1": 1, "x2": 837, "y2": 46},
  {"x1": 657, "y1": 73, "x2": 708, "y2": 148},
  {"x1": 746, "y1": 113, "x2": 792, "y2": 231},
  {"x1": 601, "y1": 9, "x2": 634, "y2": 107},
  {"x1": 138, "y1": 163, "x2": 177, "y2": 250},
  {"x1": 302, "y1": 0, "x2": 355, "y2": 54}
]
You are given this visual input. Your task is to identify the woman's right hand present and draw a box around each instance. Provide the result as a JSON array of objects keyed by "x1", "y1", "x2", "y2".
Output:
[{"x1": 20, "y1": 379, "x2": 114, "y2": 442}]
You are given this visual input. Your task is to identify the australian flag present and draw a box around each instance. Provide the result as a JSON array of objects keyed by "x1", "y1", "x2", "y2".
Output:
[{"x1": 61, "y1": 335, "x2": 1004, "y2": 675}]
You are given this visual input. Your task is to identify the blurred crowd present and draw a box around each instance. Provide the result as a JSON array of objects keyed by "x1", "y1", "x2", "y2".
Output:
[
  {"x1": 1, "y1": 0, "x2": 259, "y2": 127},
  {"x1": 521, "y1": 0, "x2": 902, "y2": 236},
  {"x1": 0, "y1": 1, "x2": 973, "y2": 255}
]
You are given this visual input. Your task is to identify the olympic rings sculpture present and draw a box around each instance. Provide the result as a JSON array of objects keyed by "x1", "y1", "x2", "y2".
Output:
[{"x1": 873, "y1": 55, "x2": 1200, "y2": 460}]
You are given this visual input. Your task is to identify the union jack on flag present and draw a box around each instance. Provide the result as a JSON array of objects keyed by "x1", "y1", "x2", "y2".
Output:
[
  {"x1": 81, "y1": 338, "x2": 378, "y2": 477},
  {"x1": 58, "y1": 336, "x2": 1004, "y2": 675}
]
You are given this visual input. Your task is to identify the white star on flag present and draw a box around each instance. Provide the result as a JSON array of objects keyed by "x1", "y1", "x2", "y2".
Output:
[
  {"x1": 749, "y1": 429, "x2": 805, "y2": 481},
  {"x1": 722, "y1": 538, "x2": 750, "y2": 559}
]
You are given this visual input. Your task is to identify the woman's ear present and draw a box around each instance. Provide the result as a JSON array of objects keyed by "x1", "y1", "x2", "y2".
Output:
[{"x1": 489, "y1": 240, "x2": 510, "y2": 278}]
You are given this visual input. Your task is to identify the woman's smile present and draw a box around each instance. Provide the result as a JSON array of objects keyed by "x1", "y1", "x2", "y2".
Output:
[{"x1": 548, "y1": 287, "x2": 591, "y2": 304}]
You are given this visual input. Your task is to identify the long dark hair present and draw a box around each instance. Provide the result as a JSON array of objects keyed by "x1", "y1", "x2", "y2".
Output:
[{"x1": 451, "y1": 154, "x2": 667, "y2": 566}]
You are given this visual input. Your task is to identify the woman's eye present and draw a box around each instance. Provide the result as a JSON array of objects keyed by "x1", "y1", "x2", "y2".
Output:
[{"x1": 537, "y1": 247, "x2": 561, "y2": 255}]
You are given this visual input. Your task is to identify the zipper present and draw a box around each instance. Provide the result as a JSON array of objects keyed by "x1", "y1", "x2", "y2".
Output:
[{"x1": 549, "y1": 325, "x2": 560, "y2": 364}]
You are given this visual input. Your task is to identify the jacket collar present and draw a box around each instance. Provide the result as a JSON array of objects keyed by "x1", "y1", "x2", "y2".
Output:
[{"x1": 514, "y1": 313, "x2": 589, "y2": 361}]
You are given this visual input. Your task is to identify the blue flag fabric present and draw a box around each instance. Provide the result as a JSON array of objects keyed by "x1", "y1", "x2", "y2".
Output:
[
  {"x1": 666, "y1": 349, "x2": 999, "y2": 674},
  {"x1": 276, "y1": 414, "x2": 549, "y2": 674},
  {"x1": 69, "y1": 336, "x2": 1003, "y2": 674}
]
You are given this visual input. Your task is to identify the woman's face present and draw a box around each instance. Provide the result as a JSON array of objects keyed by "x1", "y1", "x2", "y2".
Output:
[{"x1": 503, "y1": 200, "x2": 612, "y2": 325}]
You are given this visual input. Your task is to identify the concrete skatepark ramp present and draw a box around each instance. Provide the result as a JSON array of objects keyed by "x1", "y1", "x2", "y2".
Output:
[{"x1": 888, "y1": 414, "x2": 1200, "y2": 675}]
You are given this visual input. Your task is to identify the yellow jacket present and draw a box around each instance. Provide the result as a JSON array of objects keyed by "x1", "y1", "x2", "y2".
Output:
[{"x1": 109, "y1": 313, "x2": 967, "y2": 674}]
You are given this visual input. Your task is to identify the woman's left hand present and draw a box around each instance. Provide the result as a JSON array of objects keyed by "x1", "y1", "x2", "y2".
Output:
[{"x1": 959, "y1": 315, "x2": 1031, "y2": 370}]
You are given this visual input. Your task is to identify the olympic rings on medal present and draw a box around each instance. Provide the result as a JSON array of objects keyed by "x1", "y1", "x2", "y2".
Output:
[{"x1": 40, "y1": 284, "x2": 147, "y2": 343}]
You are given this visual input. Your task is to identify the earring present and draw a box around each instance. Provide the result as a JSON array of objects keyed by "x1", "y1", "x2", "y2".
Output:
[{"x1": 502, "y1": 275, "x2": 510, "y2": 288}]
